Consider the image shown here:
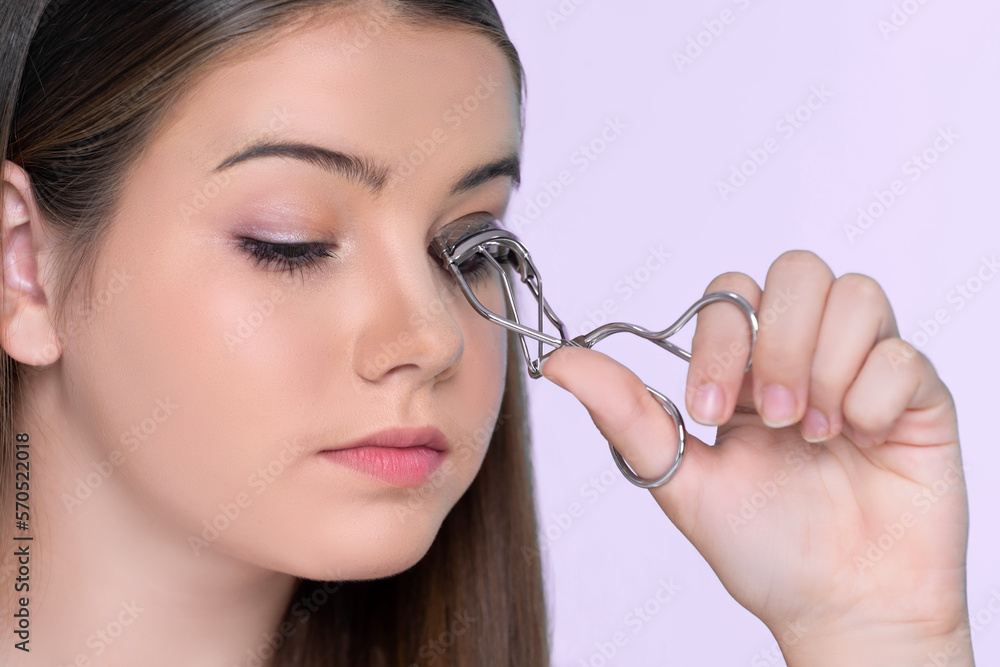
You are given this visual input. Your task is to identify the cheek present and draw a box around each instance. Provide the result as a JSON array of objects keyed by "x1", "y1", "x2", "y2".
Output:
[
  {"x1": 454, "y1": 279, "x2": 510, "y2": 418},
  {"x1": 455, "y1": 275, "x2": 508, "y2": 367},
  {"x1": 62, "y1": 222, "x2": 511, "y2": 575},
  {"x1": 64, "y1": 235, "x2": 329, "y2": 533}
]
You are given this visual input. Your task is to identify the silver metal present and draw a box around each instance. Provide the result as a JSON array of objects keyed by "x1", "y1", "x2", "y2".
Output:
[{"x1": 430, "y1": 218, "x2": 759, "y2": 489}]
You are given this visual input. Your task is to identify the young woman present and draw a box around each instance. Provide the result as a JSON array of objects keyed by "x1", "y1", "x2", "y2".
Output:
[{"x1": 0, "y1": 1, "x2": 973, "y2": 665}]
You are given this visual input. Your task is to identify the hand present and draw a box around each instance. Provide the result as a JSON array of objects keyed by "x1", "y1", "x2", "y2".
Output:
[{"x1": 538, "y1": 250, "x2": 973, "y2": 664}]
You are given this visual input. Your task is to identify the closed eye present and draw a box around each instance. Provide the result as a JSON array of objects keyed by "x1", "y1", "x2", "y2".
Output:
[{"x1": 237, "y1": 237, "x2": 337, "y2": 282}]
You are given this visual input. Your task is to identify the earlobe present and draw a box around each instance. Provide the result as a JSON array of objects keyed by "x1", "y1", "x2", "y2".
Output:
[{"x1": 1, "y1": 160, "x2": 62, "y2": 367}]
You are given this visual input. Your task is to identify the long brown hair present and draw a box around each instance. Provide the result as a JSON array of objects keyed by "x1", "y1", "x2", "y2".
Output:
[{"x1": 0, "y1": 1, "x2": 548, "y2": 664}]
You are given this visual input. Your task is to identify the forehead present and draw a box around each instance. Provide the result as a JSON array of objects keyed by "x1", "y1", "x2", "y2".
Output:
[{"x1": 149, "y1": 8, "x2": 521, "y2": 186}]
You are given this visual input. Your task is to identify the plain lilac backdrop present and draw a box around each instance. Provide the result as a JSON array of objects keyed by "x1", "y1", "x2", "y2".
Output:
[{"x1": 490, "y1": 1, "x2": 1000, "y2": 665}]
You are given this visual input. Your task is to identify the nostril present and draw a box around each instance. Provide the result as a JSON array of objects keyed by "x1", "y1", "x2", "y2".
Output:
[{"x1": 357, "y1": 287, "x2": 466, "y2": 385}]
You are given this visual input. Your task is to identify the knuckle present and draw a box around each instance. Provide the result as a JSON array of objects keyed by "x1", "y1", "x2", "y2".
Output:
[
  {"x1": 704, "y1": 271, "x2": 759, "y2": 299},
  {"x1": 833, "y1": 273, "x2": 888, "y2": 309},
  {"x1": 770, "y1": 250, "x2": 832, "y2": 279},
  {"x1": 842, "y1": 390, "x2": 883, "y2": 432},
  {"x1": 689, "y1": 352, "x2": 736, "y2": 387},
  {"x1": 774, "y1": 249, "x2": 821, "y2": 268},
  {"x1": 618, "y1": 384, "x2": 654, "y2": 438},
  {"x1": 876, "y1": 336, "x2": 922, "y2": 371},
  {"x1": 806, "y1": 367, "x2": 846, "y2": 406},
  {"x1": 843, "y1": 337, "x2": 925, "y2": 429}
]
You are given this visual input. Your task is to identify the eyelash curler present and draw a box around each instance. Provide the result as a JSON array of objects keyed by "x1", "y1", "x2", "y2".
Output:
[{"x1": 429, "y1": 214, "x2": 759, "y2": 489}]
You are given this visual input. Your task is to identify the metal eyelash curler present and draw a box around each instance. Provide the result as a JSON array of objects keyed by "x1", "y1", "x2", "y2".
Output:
[{"x1": 430, "y1": 214, "x2": 759, "y2": 489}]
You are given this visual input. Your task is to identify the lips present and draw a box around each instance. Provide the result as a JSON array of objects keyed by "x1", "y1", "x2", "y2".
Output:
[{"x1": 323, "y1": 425, "x2": 449, "y2": 453}]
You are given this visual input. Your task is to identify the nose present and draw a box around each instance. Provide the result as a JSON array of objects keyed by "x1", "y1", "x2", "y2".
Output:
[{"x1": 354, "y1": 235, "x2": 465, "y2": 387}]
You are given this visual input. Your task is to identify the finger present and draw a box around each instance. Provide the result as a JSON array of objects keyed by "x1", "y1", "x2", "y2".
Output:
[
  {"x1": 841, "y1": 337, "x2": 958, "y2": 454},
  {"x1": 800, "y1": 273, "x2": 899, "y2": 443},
  {"x1": 539, "y1": 344, "x2": 711, "y2": 533},
  {"x1": 751, "y1": 251, "x2": 835, "y2": 428},
  {"x1": 685, "y1": 272, "x2": 761, "y2": 425}
]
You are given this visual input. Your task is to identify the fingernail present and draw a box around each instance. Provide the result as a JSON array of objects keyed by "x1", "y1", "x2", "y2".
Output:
[
  {"x1": 760, "y1": 385, "x2": 797, "y2": 427},
  {"x1": 801, "y1": 408, "x2": 829, "y2": 442},
  {"x1": 537, "y1": 356, "x2": 566, "y2": 390},
  {"x1": 537, "y1": 356, "x2": 549, "y2": 375},
  {"x1": 693, "y1": 383, "x2": 724, "y2": 424}
]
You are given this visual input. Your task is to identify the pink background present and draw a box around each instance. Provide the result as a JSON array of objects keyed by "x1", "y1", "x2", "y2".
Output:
[{"x1": 494, "y1": 1, "x2": 1000, "y2": 664}]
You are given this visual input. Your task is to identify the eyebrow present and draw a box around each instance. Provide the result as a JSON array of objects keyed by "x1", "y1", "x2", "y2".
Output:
[{"x1": 212, "y1": 141, "x2": 521, "y2": 197}]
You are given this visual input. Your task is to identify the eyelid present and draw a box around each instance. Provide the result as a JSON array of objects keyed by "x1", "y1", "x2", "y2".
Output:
[
  {"x1": 433, "y1": 212, "x2": 502, "y2": 249},
  {"x1": 235, "y1": 212, "x2": 503, "y2": 283},
  {"x1": 236, "y1": 235, "x2": 337, "y2": 281}
]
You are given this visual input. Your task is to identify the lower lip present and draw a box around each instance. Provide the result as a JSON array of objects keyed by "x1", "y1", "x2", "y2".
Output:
[{"x1": 319, "y1": 446, "x2": 445, "y2": 486}]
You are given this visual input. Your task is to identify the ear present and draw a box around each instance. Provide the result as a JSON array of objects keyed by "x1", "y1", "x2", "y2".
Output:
[{"x1": 1, "y1": 160, "x2": 62, "y2": 367}]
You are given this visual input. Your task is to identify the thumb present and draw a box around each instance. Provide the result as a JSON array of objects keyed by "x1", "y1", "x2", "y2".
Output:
[{"x1": 538, "y1": 344, "x2": 713, "y2": 535}]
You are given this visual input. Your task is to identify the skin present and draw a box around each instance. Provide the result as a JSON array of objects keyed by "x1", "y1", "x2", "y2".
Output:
[
  {"x1": 0, "y1": 8, "x2": 514, "y2": 666},
  {"x1": 540, "y1": 262, "x2": 974, "y2": 664},
  {"x1": 0, "y1": 5, "x2": 974, "y2": 667}
]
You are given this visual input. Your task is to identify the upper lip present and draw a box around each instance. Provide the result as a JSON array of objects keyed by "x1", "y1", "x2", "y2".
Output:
[{"x1": 322, "y1": 426, "x2": 450, "y2": 452}]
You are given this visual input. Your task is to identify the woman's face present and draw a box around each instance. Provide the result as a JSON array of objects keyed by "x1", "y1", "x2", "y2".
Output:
[{"x1": 55, "y1": 8, "x2": 519, "y2": 579}]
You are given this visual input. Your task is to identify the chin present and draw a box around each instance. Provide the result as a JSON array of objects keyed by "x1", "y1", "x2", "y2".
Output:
[{"x1": 248, "y1": 510, "x2": 447, "y2": 582}]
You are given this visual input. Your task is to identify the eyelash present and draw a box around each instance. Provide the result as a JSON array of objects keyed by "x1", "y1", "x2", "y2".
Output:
[
  {"x1": 236, "y1": 237, "x2": 337, "y2": 282},
  {"x1": 236, "y1": 214, "x2": 512, "y2": 283},
  {"x1": 456, "y1": 247, "x2": 511, "y2": 284}
]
